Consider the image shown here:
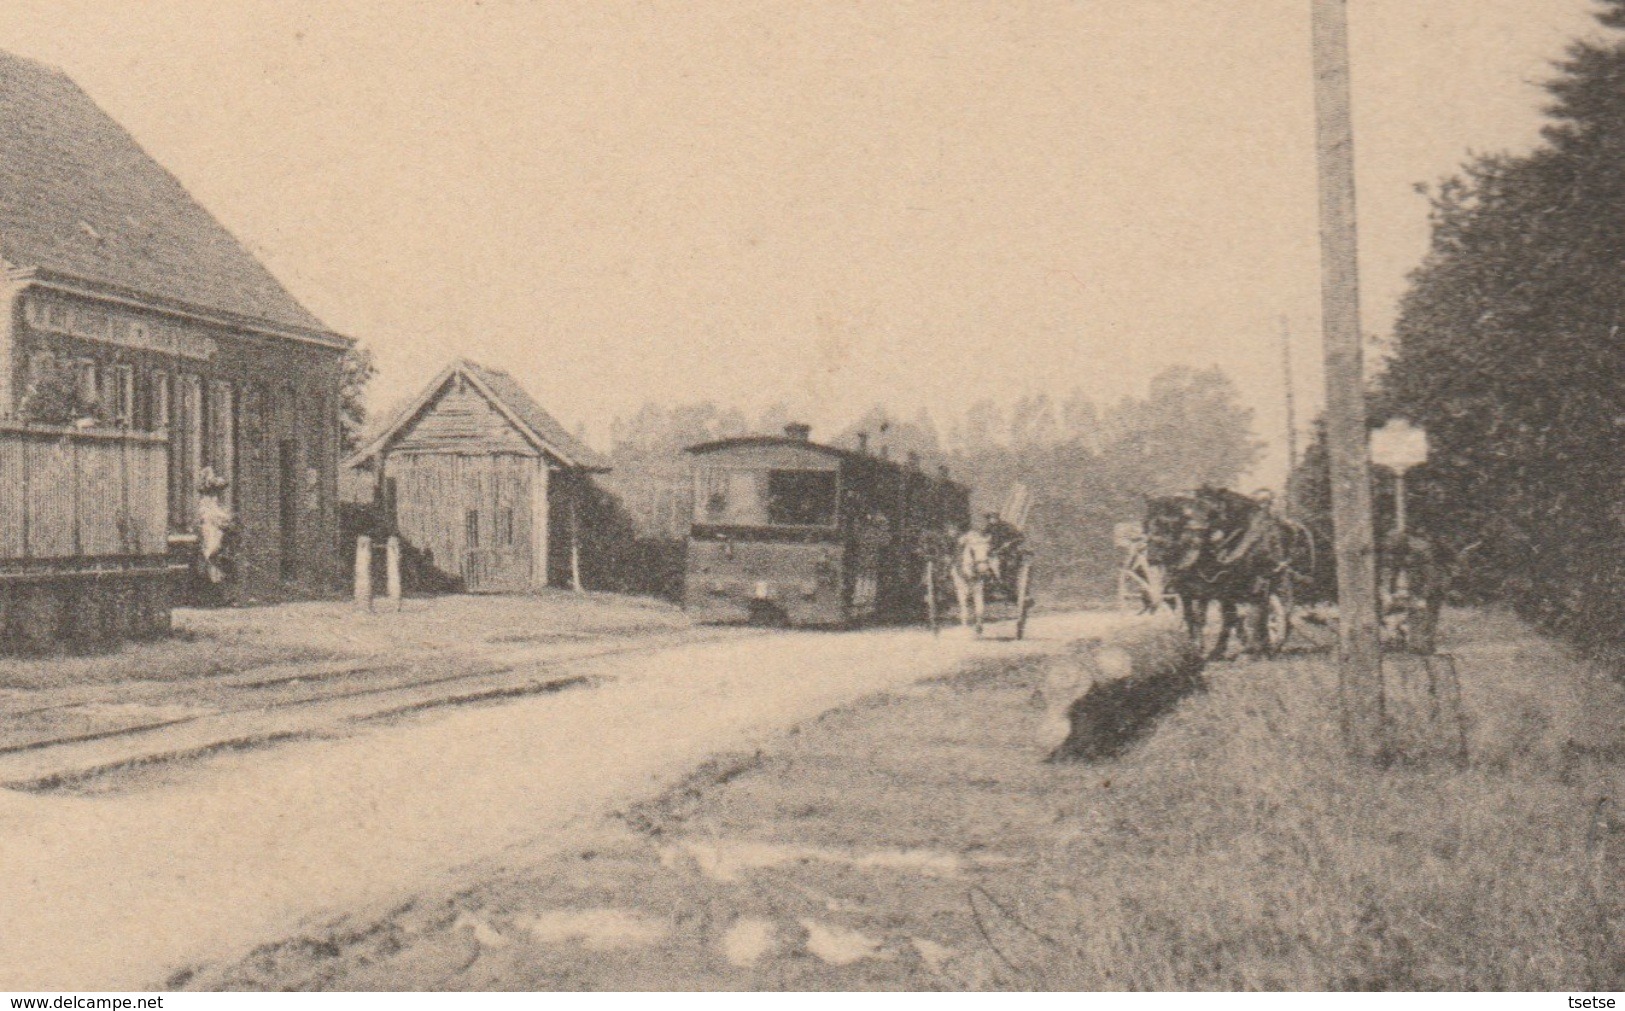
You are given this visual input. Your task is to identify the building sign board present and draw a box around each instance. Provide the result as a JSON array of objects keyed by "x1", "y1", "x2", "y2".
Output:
[{"x1": 24, "y1": 295, "x2": 216, "y2": 361}]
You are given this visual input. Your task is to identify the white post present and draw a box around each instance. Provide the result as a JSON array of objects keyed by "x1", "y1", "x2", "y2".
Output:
[
  {"x1": 570, "y1": 491, "x2": 583, "y2": 593},
  {"x1": 354, "y1": 534, "x2": 372, "y2": 611},
  {"x1": 385, "y1": 535, "x2": 402, "y2": 610},
  {"x1": 1393, "y1": 470, "x2": 1408, "y2": 540},
  {"x1": 530, "y1": 460, "x2": 551, "y2": 590}
]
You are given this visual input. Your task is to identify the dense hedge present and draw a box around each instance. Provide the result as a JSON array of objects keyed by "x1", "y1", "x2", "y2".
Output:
[{"x1": 1295, "y1": 3, "x2": 1625, "y2": 661}]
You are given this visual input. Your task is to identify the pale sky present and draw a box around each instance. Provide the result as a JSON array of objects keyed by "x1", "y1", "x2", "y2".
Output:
[{"x1": 0, "y1": 1, "x2": 1604, "y2": 485}]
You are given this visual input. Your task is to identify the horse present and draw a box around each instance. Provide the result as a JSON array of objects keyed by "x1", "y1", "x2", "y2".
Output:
[
  {"x1": 1143, "y1": 487, "x2": 1304, "y2": 659},
  {"x1": 951, "y1": 529, "x2": 996, "y2": 635}
]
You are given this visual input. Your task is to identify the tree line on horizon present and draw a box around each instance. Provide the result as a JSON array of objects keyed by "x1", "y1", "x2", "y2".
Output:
[{"x1": 597, "y1": 364, "x2": 1263, "y2": 599}]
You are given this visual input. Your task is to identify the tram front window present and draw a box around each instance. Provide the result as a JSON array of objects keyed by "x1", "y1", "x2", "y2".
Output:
[
  {"x1": 695, "y1": 467, "x2": 837, "y2": 527},
  {"x1": 766, "y1": 470, "x2": 837, "y2": 526}
]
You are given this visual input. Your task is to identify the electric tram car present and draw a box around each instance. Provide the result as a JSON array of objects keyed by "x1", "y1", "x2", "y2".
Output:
[{"x1": 683, "y1": 424, "x2": 970, "y2": 626}]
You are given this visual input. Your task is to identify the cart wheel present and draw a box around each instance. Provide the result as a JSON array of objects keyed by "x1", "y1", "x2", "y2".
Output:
[
  {"x1": 1014, "y1": 559, "x2": 1033, "y2": 640},
  {"x1": 1265, "y1": 582, "x2": 1292, "y2": 656},
  {"x1": 1153, "y1": 570, "x2": 1180, "y2": 614},
  {"x1": 1117, "y1": 567, "x2": 1149, "y2": 614},
  {"x1": 925, "y1": 560, "x2": 940, "y2": 636}
]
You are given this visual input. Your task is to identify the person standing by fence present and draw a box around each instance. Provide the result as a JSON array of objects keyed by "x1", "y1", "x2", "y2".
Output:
[{"x1": 196, "y1": 467, "x2": 235, "y2": 602}]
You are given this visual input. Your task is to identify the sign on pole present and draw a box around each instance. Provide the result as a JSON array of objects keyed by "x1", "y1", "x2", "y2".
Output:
[
  {"x1": 1371, "y1": 418, "x2": 1428, "y2": 473},
  {"x1": 1371, "y1": 418, "x2": 1428, "y2": 540}
]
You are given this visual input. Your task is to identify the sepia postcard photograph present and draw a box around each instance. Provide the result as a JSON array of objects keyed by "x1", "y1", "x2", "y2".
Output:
[{"x1": 0, "y1": 0, "x2": 1618, "y2": 997}]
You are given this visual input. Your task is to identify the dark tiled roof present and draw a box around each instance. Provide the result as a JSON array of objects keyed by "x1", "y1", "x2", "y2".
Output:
[
  {"x1": 348, "y1": 358, "x2": 610, "y2": 472},
  {"x1": 457, "y1": 359, "x2": 610, "y2": 471},
  {"x1": 0, "y1": 50, "x2": 333, "y2": 336}
]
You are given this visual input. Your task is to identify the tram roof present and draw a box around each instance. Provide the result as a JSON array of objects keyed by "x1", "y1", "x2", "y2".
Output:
[
  {"x1": 684, "y1": 436, "x2": 968, "y2": 493},
  {"x1": 684, "y1": 435, "x2": 860, "y2": 460}
]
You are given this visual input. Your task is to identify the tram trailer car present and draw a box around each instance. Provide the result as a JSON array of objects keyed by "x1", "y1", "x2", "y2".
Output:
[{"x1": 684, "y1": 424, "x2": 969, "y2": 626}]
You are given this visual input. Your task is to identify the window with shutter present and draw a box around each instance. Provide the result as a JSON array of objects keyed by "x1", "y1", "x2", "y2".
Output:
[
  {"x1": 150, "y1": 371, "x2": 171, "y2": 431},
  {"x1": 104, "y1": 365, "x2": 133, "y2": 428},
  {"x1": 205, "y1": 380, "x2": 236, "y2": 493}
]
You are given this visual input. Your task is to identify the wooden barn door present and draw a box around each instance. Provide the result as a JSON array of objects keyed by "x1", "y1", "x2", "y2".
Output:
[{"x1": 462, "y1": 455, "x2": 532, "y2": 592}]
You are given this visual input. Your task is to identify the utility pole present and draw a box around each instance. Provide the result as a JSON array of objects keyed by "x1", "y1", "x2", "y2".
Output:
[
  {"x1": 1280, "y1": 314, "x2": 1300, "y2": 508},
  {"x1": 1311, "y1": 0, "x2": 1386, "y2": 761}
]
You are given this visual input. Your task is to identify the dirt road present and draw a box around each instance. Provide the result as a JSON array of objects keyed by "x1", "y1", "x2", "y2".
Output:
[
  {"x1": 189, "y1": 608, "x2": 1622, "y2": 992},
  {"x1": 0, "y1": 611, "x2": 1120, "y2": 990}
]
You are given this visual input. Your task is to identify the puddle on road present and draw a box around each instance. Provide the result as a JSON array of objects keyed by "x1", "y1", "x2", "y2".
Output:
[
  {"x1": 910, "y1": 936, "x2": 956, "y2": 971},
  {"x1": 664, "y1": 838, "x2": 972, "y2": 883},
  {"x1": 799, "y1": 919, "x2": 890, "y2": 965},
  {"x1": 723, "y1": 914, "x2": 893, "y2": 967},
  {"x1": 516, "y1": 908, "x2": 671, "y2": 951},
  {"x1": 721, "y1": 917, "x2": 779, "y2": 966}
]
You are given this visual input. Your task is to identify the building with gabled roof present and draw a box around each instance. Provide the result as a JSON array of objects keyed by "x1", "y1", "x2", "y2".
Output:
[
  {"x1": 0, "y1": 49, "x2": 352, "y2": 598},
  {"x1": 346, "y1": 359, "x2": 610, "y2": 592}
]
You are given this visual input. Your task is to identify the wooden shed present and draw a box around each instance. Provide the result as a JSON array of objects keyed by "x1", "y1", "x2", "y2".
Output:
[{"x1": 347, "y1": 360, "x2": 610, "y2": 593}]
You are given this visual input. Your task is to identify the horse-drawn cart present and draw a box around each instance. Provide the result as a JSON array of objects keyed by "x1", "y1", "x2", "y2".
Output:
[
  {"x1": 1140, "y1": 488, "x2": 1309, "y2": 659},
  {"x1": 923, "y1": 484, "x2": 1035, "y2": 639},
  {"x1": 1115, "y1": 520, "x2": 1179, "y2": 615}
]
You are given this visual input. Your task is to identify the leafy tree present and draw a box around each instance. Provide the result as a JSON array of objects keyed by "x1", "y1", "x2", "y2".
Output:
[
  {"x1": 1009, "y1": 393, "x2": 1058, "y2": 448},
  {"x1": 833, "y1": 406, "x2": 942, "y2": 465},
  {"x1": 611, "y1": 402, "x2": 746, "y2": 456},
  {"x1": 1060, "y1": 388, "x2": 1103, "y2": 451},
  {"x1": 1375, "y1": 1, "x2": 1625, "y2": 654},
  {"x1": 339, "y1": 344, "x2": 377, "y2": 453},
  {"x1": 752, "y1": 402, "x2": 794, "y2": 437},
  {"x1": 1099, "y1": 366, "x2": 1264, "y2": 496},
  {"x1": 949, "y1": 366, "x2": 1262, "y2": 598},
  {"x1": 961, "y1": 398, "x2": 1005, "y2": 452},
  {"x1": 603, "y1": 401, "x2": 750, "y2": 541}
]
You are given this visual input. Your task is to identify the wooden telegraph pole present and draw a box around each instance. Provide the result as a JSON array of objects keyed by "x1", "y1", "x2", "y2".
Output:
[
  {"x1": 1310, "y1": 0, "x2": 1386, "y2": 761},
  {"x1": 1280, "y1": 315, "x2": 1300, "y2": 511}
]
